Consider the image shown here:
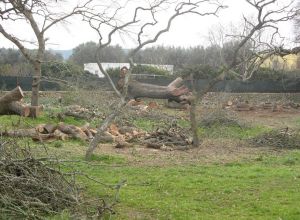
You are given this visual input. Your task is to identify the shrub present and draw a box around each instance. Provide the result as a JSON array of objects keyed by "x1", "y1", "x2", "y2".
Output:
[{"x1": 179, "y1": 64, "x2": 220, "y2": 79}]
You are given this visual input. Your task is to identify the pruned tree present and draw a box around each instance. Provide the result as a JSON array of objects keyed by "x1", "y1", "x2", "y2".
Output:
[
  {"x1": 0, "y1": 0, "x2": 90, "y2": 117},
  {"x1": 294, "y1": 1, "x2": 300, "y2": 42},
  {"x1": 189, "y1": 0, "x2": 300, "y2": 147},
  {"x1": 84, "y1": 0, "x2": 225, "y2": 159}
]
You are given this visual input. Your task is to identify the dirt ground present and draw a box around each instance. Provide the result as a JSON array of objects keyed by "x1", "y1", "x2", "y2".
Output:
[{"x1": 94, "y1": 108, "x2": 300, "y2": 166}]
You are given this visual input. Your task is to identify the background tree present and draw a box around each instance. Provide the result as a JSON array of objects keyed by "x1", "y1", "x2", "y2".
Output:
[
  {"x1": 0, "y1": 0, "x2": 90, "y2": 116},
  {"x1": 188, "y1": 0, "x2": 300, "y2": 147},
  {"x1": 69, "y1": 42, "x2": 126, "y2": 66},
  {"x1": 0, "y1": 48, "x2": 63, "y2": 76},
  {"x1": 83, "y1": 0, "x2": 224, "y2": 159}
]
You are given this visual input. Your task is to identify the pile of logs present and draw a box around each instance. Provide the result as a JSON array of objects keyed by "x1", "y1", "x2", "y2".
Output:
[
  {"x1": 0, "y1": 123, "x2": 97, "y2": 142},
  {"x1": 60, "y1": 105, "x2": 99, "y2": 120},
  {"x1": 0, "y1": 86, "x2": 30, "y2": 116},
  {"x1": 0, "y1": 122, "x2": 145, "y2": 147},
  {"x1": 108, "y1": 123, "x2": 145, "y2": 148}
]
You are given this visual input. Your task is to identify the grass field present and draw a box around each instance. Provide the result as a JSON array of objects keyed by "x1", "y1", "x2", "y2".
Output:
[
  {"x1": 1, "y1": 92, "x2": 300, "y2": 219},
  {"x1": 55, "y1": 150, "x2": 300, "y2": 220}
]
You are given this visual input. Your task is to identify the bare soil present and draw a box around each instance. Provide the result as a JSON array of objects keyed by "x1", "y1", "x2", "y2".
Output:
[{"x1": 94, "y1": 108, "x2": 300, "y2": 167}]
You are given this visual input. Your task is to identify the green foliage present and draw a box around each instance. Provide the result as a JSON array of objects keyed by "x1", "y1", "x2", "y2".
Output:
[
  {"x1": 179, "y1": 64, "x2": 220, "y2": 79},
  {"x1": 106, "y1": 67, "x2": 120, "y2": 77},
  {"x1": 68, "y1": 42, "x2": 125, "y2": 65},
  {"x1": 107, "y1": 64, "x2": 171, "y2": 78},
  {"x1": 249, "y1": 68, "x2": 300, "y2": 81},
  {"x1": 132, "y1": 64, "x2": 170, "y2": 75},
  {"x1": 42, "y1": 62, "x2": 84, "y2": 78},
  {"x1": 0, "y1": 48, "x2": 62, "y2": 76}
]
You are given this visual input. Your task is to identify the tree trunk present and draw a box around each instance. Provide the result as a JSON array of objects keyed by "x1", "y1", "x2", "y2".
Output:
[
  {"x1": 85, "y1": 100, "x2": 127, "y2": 160},
  {"x1": 119, "y1": 77, "x2": 191, "y2": 103},
  {"x1": 57, "y1": 123, "x2": 88, "y2": 141},
  {"x1": 30, "y1": 61, "x2": 41, "y2": 117},
  {"x1": 0, "y1": 86, "x2": 30, "y2": 116},
  {"x1": 8, "y1": 102, "x2": 30, "y2": 117},
  {"x1": 0, "y1": 129, "x2": 54, "y2": 141}
]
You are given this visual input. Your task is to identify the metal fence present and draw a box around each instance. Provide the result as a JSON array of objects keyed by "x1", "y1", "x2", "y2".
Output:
[{"x1": 0, "y1": 76, "x2": 299, "y2": 93}]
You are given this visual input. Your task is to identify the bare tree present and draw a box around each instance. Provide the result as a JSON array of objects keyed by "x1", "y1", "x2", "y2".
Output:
[
  {"x1": 294, "y1": 1, "x2": 300, "y2": 42},
  {"x1": 84, "y1": 0, "x2": 225, "y2": 159},
  {"x1": 0, "y1": 0, "x2": 90, "y2": 117},
  {"x1": 188, "y1": 0, "x2": 299, "y2": 147}
]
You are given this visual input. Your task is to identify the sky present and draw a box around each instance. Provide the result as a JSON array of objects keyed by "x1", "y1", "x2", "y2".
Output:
[{"x1": 0, "y1": 0, "x2": 297, "y2": 50}]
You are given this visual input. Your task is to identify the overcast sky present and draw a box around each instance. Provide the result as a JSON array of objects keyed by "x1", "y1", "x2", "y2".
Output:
[{"x1": 0, "y1": 0, "x2": 296, "y2": 50}]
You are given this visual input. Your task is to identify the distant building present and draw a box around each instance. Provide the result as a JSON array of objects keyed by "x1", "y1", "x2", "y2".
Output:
[{"x1": 84, "y1": 63, "x2": 174, "y2": 77}]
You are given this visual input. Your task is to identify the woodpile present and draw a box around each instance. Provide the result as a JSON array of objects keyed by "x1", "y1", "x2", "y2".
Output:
[
  {"x1": 62, "y1": 105, "x2": 97, "y2": 119},
  {"x1": 249, "y1": 128, "x2": 300, "y2": 149},
  {"x1": 143, "y1": 125, "x2": 192, "y2": 151},
  {"x1": 0, "y1": 122, "x2": 145, "y2": 147},
  {"x1": 108, "y1": 123, "x2": 145, "y2": 148}
]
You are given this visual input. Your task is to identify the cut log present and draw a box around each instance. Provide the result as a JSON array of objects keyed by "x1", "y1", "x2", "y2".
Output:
[
  {"x1": 0, "y1": 87, "x2": 30, "y2": 116},
  {"x1": 36, "y1": 124, "x2": 46, "y2": 133},
  {"x1": 53, "y1": 129, "x2": 69, "y2": 141},
  {"x1": 89, "y1": 129, "x2": 98, "y2": 136},
  {"x1": 81, "y1": 123, "x2": 93, "y2": 139},
  {"x1": 0, "y1": 86, "x2": 24, "y2": 105},
  {"x1": 8, "y1": 101, "x2": 30, "y2": 117},
  {"x1": 57, "y1": 122, "x2": 88, "y2": 141},
  {"x1": 0, "y1": 128, "x2": 54, "y2": 141},
  {"x1": 118, "y1": 77, "x2": 192, "y2": 103},
  {"x1": 44, "y1": 124, "x2": 58, "y2": 134}
]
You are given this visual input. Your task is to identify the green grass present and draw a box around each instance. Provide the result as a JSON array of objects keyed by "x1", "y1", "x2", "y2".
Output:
[
  {"x1": 85, "y1": 154, "x2": 126, "y2": 164},
  {"x1": 133, "y1": 118, "x2": 161, "y2": 132},
  {"x1": 296, "y1": 118, "x2": 300, "y2": 126},
  {"x1": 52, "y1": 150, "x2": 300, "y2": 220},
  {"x1": 1, "y1": 105, "x2": 300, "y2": 219},
  {"x1": 0, "y1": 113, "x2": 87, "y2": 129},
  {"x1": 198, "y1": 125, "x2": 270, "y2": 140}
]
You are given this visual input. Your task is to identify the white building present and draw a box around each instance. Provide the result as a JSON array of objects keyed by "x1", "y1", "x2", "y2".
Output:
[{"x1": 84, "y1": 63, "x2": 174, "y2": 77}]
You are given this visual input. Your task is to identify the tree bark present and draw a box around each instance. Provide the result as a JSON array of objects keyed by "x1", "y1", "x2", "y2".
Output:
[
  {"x1": 8, "y1": 102, "x2": 30, "y2": 117},
  {"x1": 0, "y1": 86, "x2": 30, "y2": 116},
  {"x1": 57, "y1": 123, "x2": 88, "y2": 141},
  {"x1": 119, "y1": 77, "x2": 191, "y2": 103},
  {"x1": 30, "y1": 61, "x2": 41, "y2": 117},
  {"x1": 0, "y1": 129, "x2": 54, "y2": 141}
]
